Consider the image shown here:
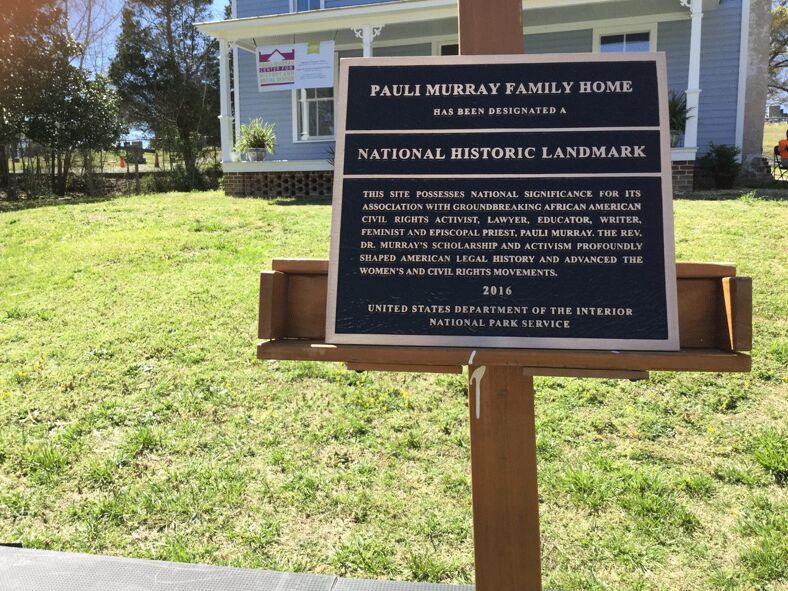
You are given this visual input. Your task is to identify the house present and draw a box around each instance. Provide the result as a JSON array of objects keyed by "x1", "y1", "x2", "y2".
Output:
[{"x1": 196, "y1": 0, "x2": 770, "y2": 196}]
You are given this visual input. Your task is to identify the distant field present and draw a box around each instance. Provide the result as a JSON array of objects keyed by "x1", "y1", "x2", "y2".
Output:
[
  {"x1": 6, "y1": 149, "x2": 221, "y2": 176},
  {"x1": 0, "y1": 192, "x2": 786, "y2": 590}
]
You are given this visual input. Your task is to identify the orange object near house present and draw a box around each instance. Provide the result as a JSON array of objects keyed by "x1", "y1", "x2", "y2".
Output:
[
  {"x1": 119, "y1": 157, "x2": 126, "y2": 169},
  {"x1": 778, "y1": 137, "x2": 788, "y2": 161}
]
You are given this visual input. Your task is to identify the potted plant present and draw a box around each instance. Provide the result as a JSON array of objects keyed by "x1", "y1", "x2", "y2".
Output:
[
  {"x1": 698, "y1": 143, "x2": 741, "y2": 189},
  {"x1": 236, "y1": 119, "x2": 277, "y2": 162},
  {"x1": 668, "y1": 91, "x2": 692, "y2": 147}
]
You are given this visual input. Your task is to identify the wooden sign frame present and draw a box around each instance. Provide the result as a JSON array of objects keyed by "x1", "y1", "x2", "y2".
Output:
[
  {"x1": 325, "y1": 53, "x2": 680, "y2": 351},
  {"x1": 260, "y1": 259, "x2": 750, "y2": 373}
]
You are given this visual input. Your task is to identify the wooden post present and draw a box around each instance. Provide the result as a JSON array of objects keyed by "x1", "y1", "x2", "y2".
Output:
[
  {"x1": 469, "y1": 367, "x2": 542, "y2": 591},
  {"x1": 125, "y1": 152, "x2": 131, "y2": 196},
  {"x1": 458, "y1": 0, "x2": 523, "y2": 56},
  {"x1": 459, "y1": 1, "x2": 542, "y2": 589}
]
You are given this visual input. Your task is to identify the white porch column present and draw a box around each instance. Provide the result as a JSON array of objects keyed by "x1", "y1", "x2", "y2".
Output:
[
  {"x1": 683, "y1": 0, "x2": 703, "y2": 150},
  {"x1": 353, "y1": 25, "x2": 384, "y2": 57},
  {"x1": 233, "y1": 44, "x2": 241, "y2": 142},
  {"x1": 218, "y1": 40, "x2": 234, "y2": 163},
  {"x1": 300, "y1": 88, "x2": 310, "y2": 141},
  {"x1": 230, "y1": 0, "x2": 241, "y2": 143}
]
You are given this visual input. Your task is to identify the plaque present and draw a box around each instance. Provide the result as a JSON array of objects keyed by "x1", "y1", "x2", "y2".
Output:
[{"x1": 326, "y1": 54, "x2": 679, "y2": 350}]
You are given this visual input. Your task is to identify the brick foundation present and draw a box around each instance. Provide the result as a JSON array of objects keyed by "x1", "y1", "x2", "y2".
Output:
[
  {"x1": 227, "y1": 165, "x2": 699, "y2": 198},
  {"x1": 739, "y1": 155, "x2": 773, "y2": 186},
  {"x1": 671, "y1": 160, "x2": 696, "y2": 194},
  {"x1": 224, "y1": 171, "x2": 333, "y2": 198}
]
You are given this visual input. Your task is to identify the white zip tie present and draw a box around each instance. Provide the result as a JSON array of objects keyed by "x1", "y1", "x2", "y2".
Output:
[{"x1": 470, "y1": 366, "x2": 487, "y2": 419}]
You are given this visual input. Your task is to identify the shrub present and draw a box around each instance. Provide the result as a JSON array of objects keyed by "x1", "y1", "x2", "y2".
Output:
[
  {"x1": 697, "y1": 144, "x2": 741, "y2": 189},
  {"x1": 140, "y1": 167, "x2": 220, "y2": 193}
]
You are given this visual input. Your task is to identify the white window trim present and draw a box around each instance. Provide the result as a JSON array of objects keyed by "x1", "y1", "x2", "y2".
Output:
[
  {"x1": 593, "y1": 23, "x2": 658, "y2": 53},
  {"x1": 291, "y1": 87, "x2": 336, "y2": 143},
  {"x1": 290, "y1": 38, "x2": 457, "y2": 144},
  {"x1": 428, "y1": 35, "x2": 459, "y2": 56},
  {"x1": 289, "y1": 0, "x2": 325, "y2": 13}
]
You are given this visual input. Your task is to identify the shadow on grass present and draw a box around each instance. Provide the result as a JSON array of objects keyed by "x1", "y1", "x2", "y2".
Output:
[
  {"x1": 0, "y1": 193, "x2": 127, "y2": 213},
  {"x1": 678, "y1": 187, "x2": 788, "y2": 201}
]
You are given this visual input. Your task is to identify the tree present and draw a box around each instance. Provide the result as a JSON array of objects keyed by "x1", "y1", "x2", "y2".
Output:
[
  {"x1": 66, "y1": 0, "x2": 122, "y2": 72},
  {"x1": 109, "y1": 0, "x2": 220, "y2": 188},
  {"x1": 27, "y1": 69, "x2": 124, "y2": 195},
  {"x1": 770, "y1": 1, "x2": 788, "y2": 99},
  {"x1": 0, "y1": 0, "x2": 126, "y2": 198},
  {"x1": 0, "y1": 0, "x2": 76, "y2": 194}
]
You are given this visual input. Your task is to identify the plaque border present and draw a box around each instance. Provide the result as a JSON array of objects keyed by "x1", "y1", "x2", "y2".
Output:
[{"x1": 326, "y1": 53, "x2": 679, "y2": 351}]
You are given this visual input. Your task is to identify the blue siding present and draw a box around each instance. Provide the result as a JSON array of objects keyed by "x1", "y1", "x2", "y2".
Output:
[
  {"x1": 237, "y1": 0, "x2": 289, "y2": 19},
  {"x1": 520, "y1": 10, "x2": 741, "y2": 152},
  {"x1": 325, "y1": 0, "x2": 390, "y2": 7},
  {"x1": 696, "y1": 0, "x2": 741, "y2": 150},
  {"x1": 374, "y1": 42, "x2": 431, "y2": 57},
  {"x1": 655, "y1": 3, "x2": 742, "y2": 151},
  {"x1": 238, "y1": 43, "x2": 431, "y2": 161},
  {"x1": 236, "y1": 0, "x2": 390, "y2": 17},
  {"x1": 524, "y1": 29, "x2": 592, "y2": 54},
  {"x1": 658, "y1": 20, "x2": 690, "y2": 95}
]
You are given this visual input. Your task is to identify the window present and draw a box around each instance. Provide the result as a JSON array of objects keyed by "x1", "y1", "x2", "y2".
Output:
[
  {"x1": 295, "y1": 0, "x2": 323, "y2": 11},
  {"x1": 296, "y1": 87, "x2": 334, "y2": 140},
  {"x1": 440, "y1": 44, "x2": 459, "y2": 56},
  {"x1": 599, "y1": 32, "x2": 650, "y2": 53}
]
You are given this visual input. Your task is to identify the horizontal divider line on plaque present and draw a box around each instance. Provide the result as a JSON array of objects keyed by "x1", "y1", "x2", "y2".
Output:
[
  {"x1": 340, "y1": 173, "x2": 667, "y2": 179},
  {"x1": 343, "y1": 127, "x2": 663, "y2": 135}
]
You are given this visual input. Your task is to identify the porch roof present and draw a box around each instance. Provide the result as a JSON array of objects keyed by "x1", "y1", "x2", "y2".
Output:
[
  {"x1": 198, "y1": 0, "x2": 713, "y2": 45},
  {"x1": 196, "y1": 0, "x2": 453, "y2": 45}
]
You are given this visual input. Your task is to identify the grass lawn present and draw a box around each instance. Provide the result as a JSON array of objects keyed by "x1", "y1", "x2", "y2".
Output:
[{"x1": 0, "y1": 191, "x2": 786, "y2": 590}]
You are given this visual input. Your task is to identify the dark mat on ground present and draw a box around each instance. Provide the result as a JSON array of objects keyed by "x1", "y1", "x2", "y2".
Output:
[{"x1": 0, "y1": 547, "x2": 473, "y2": 591}]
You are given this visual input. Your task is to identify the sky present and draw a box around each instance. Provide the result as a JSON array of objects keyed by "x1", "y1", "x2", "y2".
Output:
[
  {"x1": 71, "y1": 0, "x2": 228, "y2": 142},
  {"x1": 71, "y1": 0, "x2": 228, "y2": 73},
  {"x1": 210, "y1": 0, "x2": 227, "y2": 20}
]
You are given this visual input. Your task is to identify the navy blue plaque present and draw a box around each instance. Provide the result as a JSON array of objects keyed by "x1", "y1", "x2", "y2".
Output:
[{"x1": 326, "y1": 54, "x2": 679, "y2": 350}]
